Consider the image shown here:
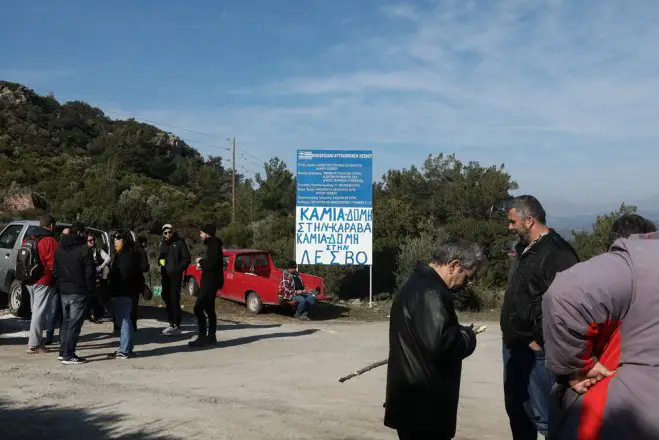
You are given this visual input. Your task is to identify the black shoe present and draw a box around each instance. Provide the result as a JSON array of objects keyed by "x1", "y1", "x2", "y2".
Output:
[
  {"x1": 188, "y1": 336, "x2": 207, "y2": 347},
  {"x1": 207, "y1": 334, "x2": 217, "y2": 345},
  {"x1": 62, "y1": 355, "x2": 87, "y2": 365}
]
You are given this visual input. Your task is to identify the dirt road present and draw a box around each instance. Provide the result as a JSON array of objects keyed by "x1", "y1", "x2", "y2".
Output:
[{"x1": 0, "y1": 310, "x2": 510, "y2": 440}]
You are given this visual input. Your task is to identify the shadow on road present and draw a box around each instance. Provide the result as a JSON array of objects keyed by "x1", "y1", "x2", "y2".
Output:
[
  {"x1": 131, "y1": 328, "x2": 320, "y2": 359},
  {"x1": 266, "y1": 302, "x2": 351, "y2": 321},
  {"x1": 0, "y1": 399, "x2": 179, "y2": 440},
  {"x1": 0, "y1": 310, "x2": 282, "y2": 347}
]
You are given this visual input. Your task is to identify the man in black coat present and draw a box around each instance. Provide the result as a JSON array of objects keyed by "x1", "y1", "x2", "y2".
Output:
[
  {"x1": 384, "y1": 238, "x2": 486, "y2": 440},
  {"x1": 190, "y1": 224, "x2": 224, "y2": 347},
  {"x1": 500, "y1": 195, "x2": 579, "y2": 440},
  {"x1": 53, "y1": 223, "x2": 96, "y2": 365},
  {"x1": 158, "y1": 223, "x2": 191, "y2": 336}
]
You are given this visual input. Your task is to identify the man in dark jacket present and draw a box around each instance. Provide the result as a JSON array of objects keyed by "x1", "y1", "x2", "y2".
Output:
[
  {"x1": 190, "y1": 224, "x2": 224, "y2": 347},
  {"x1": 53, "y1": 223, "x2": 95, "y2": 365},
  {"x1": 500, "y1": 195, "x2": 579, "y2": 439},
  {"x1": 158, "y1": 223, "x2": 191, "y2": 336},
  {"x1": 384, "y1": 238, "x2": 486, "y2": 440}
]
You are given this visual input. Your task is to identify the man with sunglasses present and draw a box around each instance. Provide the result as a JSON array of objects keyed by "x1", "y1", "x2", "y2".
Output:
[
  {"x1": 500, "y1": 195, "x2": 579, "y2": 440},
  {"x1": 158, "y1": 224, "x2": 191, "y2": 336}
]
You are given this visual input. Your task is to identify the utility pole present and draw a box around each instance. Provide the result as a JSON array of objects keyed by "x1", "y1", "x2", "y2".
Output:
[{"x1": 231, "y1": 137, "x2": 236, "y2": 223}]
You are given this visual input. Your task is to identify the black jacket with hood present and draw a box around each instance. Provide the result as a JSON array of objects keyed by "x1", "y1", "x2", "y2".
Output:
[
  {"x1": 500, "y1": 229, "x2": 579, "y2": 347},
  {"x1": 384, "y1": 263, "x2": 477, "y2": 438},
  {"x1": 53, "y1": 234, "x2": 95, "y2": 295},
  {"x1": 158, "y1": 233, "x2": 191, "y2": 277},
  {"x1": 198, "y1": 235, "x2": 224, "y2": 292},
  {"x1": 109, "y1": 247, "x2": 149, "y2": 299}
]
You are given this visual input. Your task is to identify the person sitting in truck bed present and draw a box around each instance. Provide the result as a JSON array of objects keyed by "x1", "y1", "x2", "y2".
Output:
[{"x1": 279, "y1": 261, "x2": 316, "y2": 321}]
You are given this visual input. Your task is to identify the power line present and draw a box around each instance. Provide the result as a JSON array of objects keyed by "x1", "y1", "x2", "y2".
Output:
[
  {"x1": 238, "y1": 153, "x2": 263, "y2": 168},
  {"x1": 240, "y1": 148, "x2": 266, "y2": 164},
  {"x1": 230, "y1": 137, "x2": 236, "y2": 224},
  {"x1": 104, "y1": 109, "x2": 266, "y2": 178},
  {"x1": 104, "y1": 109, "x2": 230, "y2": 141}
]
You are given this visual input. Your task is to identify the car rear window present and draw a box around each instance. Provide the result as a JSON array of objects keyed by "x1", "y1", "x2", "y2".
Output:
[{"x1": 235, "y1": 254, "x2": 251, "y2": 273}]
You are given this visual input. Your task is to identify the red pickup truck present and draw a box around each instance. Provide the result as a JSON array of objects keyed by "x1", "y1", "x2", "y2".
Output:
[{"x1": 184, "y1": 249, "x2": 330, "y2": 313}]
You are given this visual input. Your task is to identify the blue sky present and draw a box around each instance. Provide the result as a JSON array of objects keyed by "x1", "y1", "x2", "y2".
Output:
[{"x1": 2, "y1": 0, "x2": 659, "y2": 215}]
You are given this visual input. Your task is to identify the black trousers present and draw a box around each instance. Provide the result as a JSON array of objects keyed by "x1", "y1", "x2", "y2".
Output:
[
  {"x1": 161, "y1": 272, "x2": 183, "y2": 327},
  {"x1": 194, "y1": 278, "x2": 218, "y2": 337},
  {"x1": 397, "y1": 430, "x2": 452, "y2": 440},
  {"x1": 87, "y1": 292, "x2": 104, "y2": 320}
]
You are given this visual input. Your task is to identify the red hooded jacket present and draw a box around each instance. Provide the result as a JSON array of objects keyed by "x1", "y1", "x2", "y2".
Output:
[{"x1": 26, "y1": 227, "x2": 58, "y2": 286}]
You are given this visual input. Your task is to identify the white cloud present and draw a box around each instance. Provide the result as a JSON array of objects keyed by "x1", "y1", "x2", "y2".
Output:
[
  {"x1": 112, "y1": 0, "x2": 659, "y2": 205},
  {"x1": 381, "y1": 3, "x2": 421, "y2": 22}
]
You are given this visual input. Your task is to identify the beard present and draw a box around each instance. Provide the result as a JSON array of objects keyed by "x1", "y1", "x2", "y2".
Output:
[{"x1": 515, "y1": 226, "x2": 531, "y2": 245}]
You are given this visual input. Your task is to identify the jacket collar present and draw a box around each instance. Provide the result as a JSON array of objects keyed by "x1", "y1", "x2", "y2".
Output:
[
  {"x1": 413, "y1": 262, "x2": 450, "y2": 290},
  {"x1": 515, "y1": 229, "x2": 558, "y2": 257}
]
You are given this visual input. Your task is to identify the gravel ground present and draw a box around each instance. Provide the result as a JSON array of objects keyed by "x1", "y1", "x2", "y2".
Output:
[{"x1": 0, "y1": 305, "x2": 511, "y2": 440}]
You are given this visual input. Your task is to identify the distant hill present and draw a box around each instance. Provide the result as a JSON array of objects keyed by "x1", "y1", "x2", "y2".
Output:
[
  {"x1": 0, "y1": 81, "x2": 234, "y2": 231},
  {"x1": 549, "y1": 210, "x2": 659, "y2": 239}
]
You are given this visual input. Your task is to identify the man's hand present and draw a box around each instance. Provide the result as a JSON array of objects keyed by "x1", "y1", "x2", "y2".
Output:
[
  {"x1": 568, "y1": 362, "x2": 616, "y2": 394},
  {"x1": 459, "y1": 325, "x2": 478, "y2": 358},
  {"x1": 529, "y1": 341, "x2": 542, "y2": 352}
]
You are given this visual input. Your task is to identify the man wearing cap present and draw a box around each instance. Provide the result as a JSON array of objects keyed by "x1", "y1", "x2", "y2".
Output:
[
  {"x1": 158, "y1": 223, "x2": 191, "y2": 336},
  {"x1": 190, "y1": 224, "x2": 224, "y2": 347}
]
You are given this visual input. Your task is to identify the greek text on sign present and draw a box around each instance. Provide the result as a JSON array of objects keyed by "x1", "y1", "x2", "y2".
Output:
[{"x1": 295, "y1": 149, "x2": 373, "y2": 266}]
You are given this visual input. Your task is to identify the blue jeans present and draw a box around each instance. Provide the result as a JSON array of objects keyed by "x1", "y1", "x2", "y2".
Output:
[
  {"x1": 293, "y1": 294, "x2": 316, "y2": 316},
  {"x1": 60, "y1": 294, "x2": 88, "y2": 359},
  {"x1": 114, "y1": 297, "x2": 134, "y2": 354},
  {"x1": 46, "y1": 290, "x2": 62, "y2": 340},
  {"x1": 503, "y1": 343, "x2": 554, "y2": 439}
]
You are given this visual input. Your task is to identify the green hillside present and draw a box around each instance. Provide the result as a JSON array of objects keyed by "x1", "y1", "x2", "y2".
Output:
[{"x1": 0, "y1": 81, "x2": 233, "y2": 231}]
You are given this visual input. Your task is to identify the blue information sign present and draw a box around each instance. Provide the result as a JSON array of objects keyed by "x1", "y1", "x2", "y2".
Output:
[{"x1": 295, "y1": 149, "x2": 373, "y2": 266}]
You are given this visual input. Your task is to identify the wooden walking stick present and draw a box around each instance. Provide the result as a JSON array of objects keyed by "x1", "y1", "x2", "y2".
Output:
[
  {"x1": 337, "y1": 325, "x2": 487, "y2": 383},
  {"x1": 338, "y1": 359, "x2": 388, "y2": 383}
]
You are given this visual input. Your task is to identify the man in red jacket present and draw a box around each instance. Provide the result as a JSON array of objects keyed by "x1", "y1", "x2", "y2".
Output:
[{"x1": 26, "y1": 215, "x2": 59, "y2": 354}]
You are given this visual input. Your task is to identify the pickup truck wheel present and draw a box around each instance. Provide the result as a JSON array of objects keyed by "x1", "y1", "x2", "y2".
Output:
[
  {"x1": 245, "y1": 291, "x2": 263, "y2": 314},
  {"x1": 186, "y1": 277, "x2": 200, "y2": 297},
  {"x1": 9, "y1": 279, "x2": 30, "y2": 318}
]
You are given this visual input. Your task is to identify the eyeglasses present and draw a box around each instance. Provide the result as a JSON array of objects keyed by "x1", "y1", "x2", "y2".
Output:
[
  {"x1": 87, "y1": 239, "x2": 95, "y2": 243},
  {"x1": 163, "y1": 231, "x2": 172, "y2": 236}
]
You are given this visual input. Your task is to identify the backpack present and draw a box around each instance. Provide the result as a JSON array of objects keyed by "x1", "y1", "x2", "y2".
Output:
[{"x1": 15, "y1": 236, "x2": 44, "y2": 284}]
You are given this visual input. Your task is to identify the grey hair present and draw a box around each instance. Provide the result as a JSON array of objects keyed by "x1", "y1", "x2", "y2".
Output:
[
  {"x1": 430, "y1": 238, "x2": 487, "y2": 271},
  {"x1": 508, "y1": 195, "x2": 546, "y2": 224}
]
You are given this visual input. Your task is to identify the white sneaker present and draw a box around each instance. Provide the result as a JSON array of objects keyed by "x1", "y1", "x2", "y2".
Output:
[{"x1": 161, "y1": 325, "x2": 181, "y2": 336}]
